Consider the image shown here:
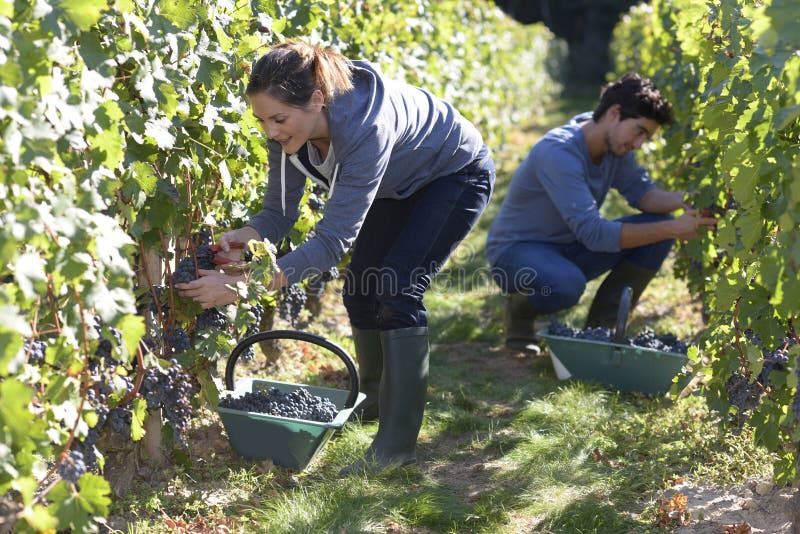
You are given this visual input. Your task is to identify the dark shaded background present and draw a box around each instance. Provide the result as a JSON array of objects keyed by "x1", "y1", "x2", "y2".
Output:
[{"x1": 493, "y1": 0, "x2": 639, "y2": 92}]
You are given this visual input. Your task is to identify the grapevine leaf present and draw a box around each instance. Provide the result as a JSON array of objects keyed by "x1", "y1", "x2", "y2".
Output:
[
  {"x1": 85, "y1": 285, "x2": 137, "y2": 322},
  {"x1": 788, "y1": 369, "x2": 798, "y2": 390},
  {"x1": 760, "y1": 253, "x2": 781, "y2": 296},
  {"x1": 772, "y1": 275, "x2": 800, "y2": 317},
  {"x1": 0, "y1": 328, "x2": 24, "y2": 377},
  {"x1": 14, "y1": 253, "x2": 47, "y2": 300},
  {"x1": 752, "y1": 409, "x2": 780, "y2": 450},
  {"x1": 0, "y1": 379, "x2": 47, "y2": 450},
  {"x1": 20, "y1": 504, "x2": 58, "y2": 533},
  {"x1": 195, "y1": 366, "x2": 220, "y2": 409},
  {"x1": 130, "y1": 397, "x2": 147, "y2": 441},
  {"x1": 75, "y1": 474, "x2": 111, "y2": 515},
  {"x1": 774, "y1": 105, "x2": 800, "y2": 132},
  {"x1": 116, "y1": 314, "x2": 145, "y2": 357},
  {"x1": 88, "y1": 127, "x2": 125, "y2": 169},
  {"x1": 83, "y1": 409, "x2": 98, "y2": 429},
  {"x1": 47, "y1": 482, "x2": 93, "y2": 533},
  {"x1": 77, "y1": 32, "x2": 109, "y2": 69},
  {"x1": 114, "y1": 0, "x2": 136, "y2": 13},
  {"x1": 155, "y1": 80, "x2": 179, "y2": 118},
  {"x1": 155, "y1": 0, "x2": 201, "y2": 30},
  {"x1": 44, "y1": 375, "x2": 72, "y2": 405},
  {"x1": 129, "y1": 162, "x2": 158, "y2": 195},
  {"x1": 196, "y1": 56, "x2": 225, "y2": 87},
  {"x1": 736, "y1": 210, "x2": 762, "y2": 250},
  {"x1": 0, "y1": 444, "x2": 19, "y2": 487},
  {"x1": 731, "y1": 164, "x2": 757, "y2": 207},
  {"x1": 144, "y1": 117, "x2": 175, "y2": 150},
  {"x1": 219, "y1": 159, "x2": 232, "y2": 189},
  {"x1": 57, "y1": 0, "x2": 107, "y2": 31},
  {"x1": 745, "y1": 344, "x2": 762, "y2": 368},
  {"x1": 715, "y1": 276, "x2": 740, "y2": 309}
]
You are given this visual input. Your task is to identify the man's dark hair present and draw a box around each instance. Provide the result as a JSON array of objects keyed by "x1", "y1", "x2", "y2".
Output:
[{"x1": 592, "y1": 73, "x2": 673, "y2": 125}]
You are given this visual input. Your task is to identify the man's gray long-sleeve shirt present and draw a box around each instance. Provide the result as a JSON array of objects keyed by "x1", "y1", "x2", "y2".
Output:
[{"x1": 485, "y1": 112, "x2": 656, "y2": 264}]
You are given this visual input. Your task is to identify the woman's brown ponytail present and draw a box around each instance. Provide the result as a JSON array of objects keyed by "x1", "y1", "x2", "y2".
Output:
[{"x1": 246, "y1": 40, "x2": 353, "y2": 107}]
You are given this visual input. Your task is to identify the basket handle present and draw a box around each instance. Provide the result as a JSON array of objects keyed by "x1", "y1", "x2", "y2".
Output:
[
  {"x1": 224, "y1": 330, "x2": 360, "y2": 409},
  {"x1": 613, "y1": 286, "x2": 633, "y2": 344}
]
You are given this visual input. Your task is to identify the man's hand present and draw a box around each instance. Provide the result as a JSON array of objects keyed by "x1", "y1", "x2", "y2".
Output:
[
  {"x1": 620, "y1": 207, "x2": 717, "y2": 248},
  {"x1": 671, "y1": 208, "x2": 718, "y2": 240},
  {"x1": 177, "y1": 270, "x2": 244, "y2": 308}
]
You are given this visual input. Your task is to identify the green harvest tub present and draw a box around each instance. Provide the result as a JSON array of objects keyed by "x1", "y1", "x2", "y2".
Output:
[
  {"x1": 538, "y1": 331, "x2": 688, "y2": 395},
  {"x1": 217, "y1": 330, "x2": 365, "y2": 470},
  {"x1": 538, "y1": 286, "x2": 688, "y2": 395}
]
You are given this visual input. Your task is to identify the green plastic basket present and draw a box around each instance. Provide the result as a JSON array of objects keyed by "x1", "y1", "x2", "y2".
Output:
[
  {"x1": 217, "y1": 330, "x2": 365, "y2": 470},
  {"x1": 539, "y1": 286, "x2": 688, "y2": 395},
  {"x1": 539, "y1": 332, "x2": 688, "y2": 395}
]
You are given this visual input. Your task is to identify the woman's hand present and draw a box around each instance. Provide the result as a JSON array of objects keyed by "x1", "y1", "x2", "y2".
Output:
[
  {"x1": 215, "y1": 226, "x2": 262, "y2": 264},
  {"x1": 177, "y1": 270, "x2": 244, "y2": 308}
]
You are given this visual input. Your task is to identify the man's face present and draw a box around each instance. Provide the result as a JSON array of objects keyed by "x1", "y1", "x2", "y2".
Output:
[{"x1": 604, "y1": 110, "x2": 660, "y2": 157}]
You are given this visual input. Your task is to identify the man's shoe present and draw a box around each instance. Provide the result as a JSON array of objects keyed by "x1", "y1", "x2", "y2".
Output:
[{"x1": 504, "y1": 293, "x2": 542, "y2": 354}]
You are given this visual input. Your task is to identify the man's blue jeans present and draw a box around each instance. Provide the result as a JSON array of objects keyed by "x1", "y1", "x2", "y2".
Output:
[
  {"x1": 489, "y1": 213, "x2": 675, "y2": 314},
  {"x1": 343, "y1": 148, "x2": 495, "y2": 330}
]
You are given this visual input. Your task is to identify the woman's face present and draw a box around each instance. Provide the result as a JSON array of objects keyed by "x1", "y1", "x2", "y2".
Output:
[{"x1": 249, "y1": 90, "x2": 327, "y2": 155}]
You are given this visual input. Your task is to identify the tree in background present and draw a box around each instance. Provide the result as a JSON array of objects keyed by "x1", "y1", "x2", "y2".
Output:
[{"x1": 493, "y1": 0, "x2": 639, "y2": 91}]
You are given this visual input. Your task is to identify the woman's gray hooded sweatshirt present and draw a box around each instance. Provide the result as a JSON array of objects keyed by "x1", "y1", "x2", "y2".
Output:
[{"x1": 246, "y1": 60, "x2": 485, "y2": 284}]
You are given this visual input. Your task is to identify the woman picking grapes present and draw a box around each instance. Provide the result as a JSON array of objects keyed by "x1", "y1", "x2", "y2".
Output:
[{"x1": 178, "y1": 40, "x2": 494, "y2": 473}]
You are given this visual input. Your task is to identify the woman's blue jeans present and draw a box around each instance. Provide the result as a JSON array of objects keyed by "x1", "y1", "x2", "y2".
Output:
[
  {"x1": 343, "y1": 148, "x2": 495, "y2": 330},
  {"x1": 489, "y1": 213, "x2": 675, "y2": 314}
]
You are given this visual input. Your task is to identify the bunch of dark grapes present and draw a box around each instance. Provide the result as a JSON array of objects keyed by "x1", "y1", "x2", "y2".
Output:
[
  {"x1": 164, "y1": 326, "x2": 190, "y2": 354},
  {"x1": 727, "y1": 372, "x2": 763, "y2": 430},
  {"x1": 107, "y1": 408, "x2": 132, "y2": 434},
  {"x1": 170, "y1": 236, "x2": 216, "y2": 286},
  {"x1": 743, "y1": 329, "x2": 795, "y2": 388},
  {"x1": 197, "y1": 307, "x2": 228, "y2": 331},
  {"x1": 239, "y1": 303, "x2": 264, "y2": 361},
  {"x1": 547, "y1": 321, "x2": 613, "y2": 343},
  {"x1": 631, "y1": 328, "x2": 688, "y2": 354},
  {"x1": 308, "y1": 194, "x2": 326, "y2": 212},
  {"x1": 139, "y1": 359, "x2": 199, "y2": 447},
  {"x1": 547, "y1": 321, "x2": 579, "y2": 338},
  {"x1": 141, "y1": 284, "x2": 169, "y2": 320},
  {"x1": 172, "y1": 251, "x2": 214, "y2": 285},
  {"x1": 727, "y1": 372, "x2": 762, "y2": 410},
  {"x1": 759, "y1": 346, "x2": 790, "y2": 387},
  {"x1": 219, "y1": 386, "x2": 338, "y2": 423},
  {"x1": 576, "y1": 326, "x2": 614, "y2": 343},
  {"x1": 547, "y1": 321, "x2": 688, "y2": 354},
  {"x1": 278, "y1": 284, "x2": 307, "y2": 327},
  {"x1": 76, "y1": 321, "x2": 134, "y2": 470},
  {"x1": 306, "y1": 266, "x2": 339, "y2": 299},
  {"x1": 24, "y1": 338, "x2": 47, "y2": 365},
  {"x1": 57, "y1": 450, "x2": 88, "y2": 485}
]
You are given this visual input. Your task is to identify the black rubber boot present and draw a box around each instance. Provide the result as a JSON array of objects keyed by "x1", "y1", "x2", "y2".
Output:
[
  {"x1": 340, "y1": 327, "x2": 429, "y2": 475},
  {"x1": 504, "y1": 293, "x2": 542, "y2": 354},
  {"x1": 585, "y1": 260, "x2": 657, "y2": 329},
  {"x1": 351, "y1": 328, "x2": 382, "y2": 422}
]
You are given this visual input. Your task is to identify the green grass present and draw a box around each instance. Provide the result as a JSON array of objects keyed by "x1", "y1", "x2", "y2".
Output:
[{"x1": 108, "y1": 95, "x2": 776, "y2": 534}]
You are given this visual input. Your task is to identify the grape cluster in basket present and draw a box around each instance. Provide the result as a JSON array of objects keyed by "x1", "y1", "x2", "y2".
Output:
[
  {"x1": 547, "y1": 321, "x2": 688, "y2": 354},
  {"x1": 219, "y1": 386, "x2": 339, "y2": 423}
]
